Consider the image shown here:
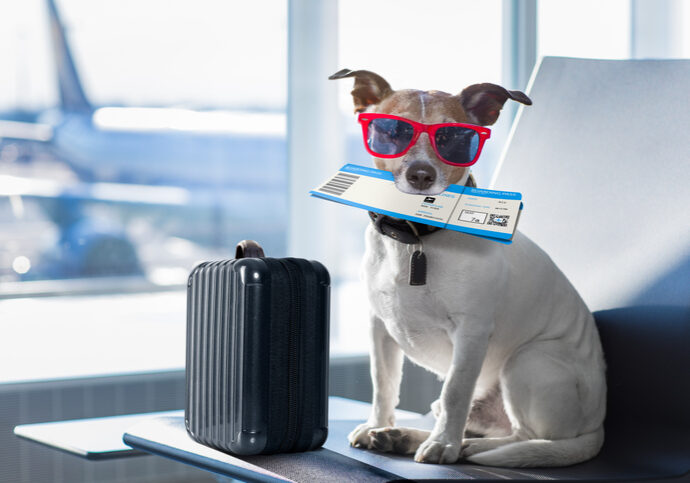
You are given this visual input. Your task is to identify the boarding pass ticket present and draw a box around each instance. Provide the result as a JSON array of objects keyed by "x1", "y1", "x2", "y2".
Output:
[{"x1": 310, "y1": 164, "x2": 523, "y2": 243}]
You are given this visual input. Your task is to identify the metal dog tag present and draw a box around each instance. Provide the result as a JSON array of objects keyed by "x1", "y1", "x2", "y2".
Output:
[{"x1": 409, "y1": 250, "x2": 427, "y2": 286}]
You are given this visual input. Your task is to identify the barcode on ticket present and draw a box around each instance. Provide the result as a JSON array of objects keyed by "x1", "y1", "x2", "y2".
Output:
[{"x1": 318, "y1": 172, "x2": 360, "y2": 196}]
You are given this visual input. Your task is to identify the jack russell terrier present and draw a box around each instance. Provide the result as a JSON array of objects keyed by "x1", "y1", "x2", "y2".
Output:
[{"x1": 329, "y1": 69, "x2": 606, "y2": 467}]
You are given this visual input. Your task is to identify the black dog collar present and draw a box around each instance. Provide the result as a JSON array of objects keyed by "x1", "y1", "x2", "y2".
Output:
[
  {"x1": 369, "y1": 211, "x2": 431, "y2": 285},
  {"x1": 368, "y1": 211, "x2": 440, "y2": 245}
]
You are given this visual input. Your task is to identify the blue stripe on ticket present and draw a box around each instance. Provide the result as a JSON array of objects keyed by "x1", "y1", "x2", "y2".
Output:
[
  {"x1": 341, "y1": 164, "x2": 394, "y2": 181},
  {"x1": 462, "y1": 186, "x2": 522, "y2": 200}
]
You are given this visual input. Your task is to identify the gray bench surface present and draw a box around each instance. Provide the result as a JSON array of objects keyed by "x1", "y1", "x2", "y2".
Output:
[
  {"x1": 121, "y1": 402, "x2": 690, "y2": 482},
  {"x1": 13, "y1": 396, "x2": 417, "y2": 461}
]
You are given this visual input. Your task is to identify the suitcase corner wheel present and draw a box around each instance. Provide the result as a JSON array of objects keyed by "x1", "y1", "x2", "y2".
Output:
[{"x1": 185, "y1": 240, "x2": 330, "y2": 455}]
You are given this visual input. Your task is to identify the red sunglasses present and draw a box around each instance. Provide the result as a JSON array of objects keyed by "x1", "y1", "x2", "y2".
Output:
[{"x1": 358, "y1": 113, "x2": 491, "y2": 167}]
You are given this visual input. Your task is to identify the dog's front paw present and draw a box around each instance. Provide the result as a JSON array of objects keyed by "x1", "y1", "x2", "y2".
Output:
[
  {"x1": 414, "y1": 436, "x2": 463, "y2": 464},
  {"x1": 368, "y1": 427, "x2": 427, "y2": 454},
  {"x1": 367, "y1": 427, "x2": 400, "y2": 452},
  {"x1": 348, "y1": 423, "x2": 377, "y2": 449}
]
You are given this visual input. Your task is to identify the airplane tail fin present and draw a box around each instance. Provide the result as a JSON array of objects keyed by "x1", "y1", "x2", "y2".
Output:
[
  {"x1": 46, "y1": 0, "x2": 91, "y2": 112},
  {"x1": 465, "y1": 428, "x2": 604, "y2": 468}
]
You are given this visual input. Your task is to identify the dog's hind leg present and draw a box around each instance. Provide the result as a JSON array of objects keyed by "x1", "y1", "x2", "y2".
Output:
[
  {"x1": 431, "y1": 398, "x2": 485, "y2": 437},
  {"x1": 465, "y1": 385, "x2": 512, "y2": 438},
  {"x1": 368, "y1": 427, "x2": 430, "y2": 454},
  {"x1": 465, "y1": 340, "x2": 605, "y2": 467},
  {"x1": 348, "y1": 314, "x2": 405, "y2": 449}
]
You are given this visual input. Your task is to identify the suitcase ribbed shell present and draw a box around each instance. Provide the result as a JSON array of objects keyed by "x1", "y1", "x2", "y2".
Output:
[{"x1": 185, "y1": 257, "x2": 329, "y2": 455}]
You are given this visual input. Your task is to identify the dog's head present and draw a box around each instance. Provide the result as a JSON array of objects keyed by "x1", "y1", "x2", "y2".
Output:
[{"x1": 330, "y1": 69, "x2": 531, "y2": 195}]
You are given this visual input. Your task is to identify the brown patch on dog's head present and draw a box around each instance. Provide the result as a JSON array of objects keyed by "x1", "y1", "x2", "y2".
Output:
[{"x1": 329, "y1": 69, "x2": 531, "y2": 194}]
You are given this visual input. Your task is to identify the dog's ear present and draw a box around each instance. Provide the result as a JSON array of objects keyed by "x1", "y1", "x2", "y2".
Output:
[
  {"x1": 458, "y1": 83, "x2": 532, "y2": 126},
  {"x1": 329, "y1": 69, "x2": 393, "y2": 113}
]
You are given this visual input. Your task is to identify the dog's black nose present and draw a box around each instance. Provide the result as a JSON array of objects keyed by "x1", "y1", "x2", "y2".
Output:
[{"x1": 406, "y1": 161, "x2": 437, "y2": 190}]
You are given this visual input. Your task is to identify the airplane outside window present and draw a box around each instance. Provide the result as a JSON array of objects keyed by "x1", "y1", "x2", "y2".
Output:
[{"x1": 0, "y1": 0, "x2": 288, "y2": 294}]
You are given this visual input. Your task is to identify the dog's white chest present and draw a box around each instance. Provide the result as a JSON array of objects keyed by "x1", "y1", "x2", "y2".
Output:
[
  {"x1": 363, "y1": 228, "x2": 457, "y2": 373},
  {"x1": 371, "y1": 289, "x2": 455, "y2": 375}
]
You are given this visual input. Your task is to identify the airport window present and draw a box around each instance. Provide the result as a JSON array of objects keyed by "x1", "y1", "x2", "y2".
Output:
[
  {"x1": 683, "y1": 3, "x2": 690, "y2": 56},
  {"x1": 537, "y1": 0, "x2": 631, "y2": 60},
  {"x1": 0, "y1": 0, "x2": 288, "y2": 298},
  {"x1": 0, "y1": 0, "x2": 288, "y2": 381}
]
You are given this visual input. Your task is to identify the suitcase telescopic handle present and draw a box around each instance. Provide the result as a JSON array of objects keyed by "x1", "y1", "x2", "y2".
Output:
[{"x1": 235, "y1": 240, "x2": 265, "y2": 258}]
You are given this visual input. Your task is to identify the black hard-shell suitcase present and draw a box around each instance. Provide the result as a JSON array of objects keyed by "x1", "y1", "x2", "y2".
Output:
[{"x1": 185, "y1": 240, "x2": 330, "y2": 455}]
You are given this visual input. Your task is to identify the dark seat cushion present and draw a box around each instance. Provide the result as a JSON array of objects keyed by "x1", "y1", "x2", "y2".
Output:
[
  {"x1": 595, "y1": 306, "x2": 690, "y2": 432},
  {"x1": 582, "y1": 306, "x2": 690, "y2": 481}
]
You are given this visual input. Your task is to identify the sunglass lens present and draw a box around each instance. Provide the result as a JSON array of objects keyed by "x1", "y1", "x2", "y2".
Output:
[
  {"x1": 435, "y1": 127, "x2": 479, "y2": 165},
  {"x1": 367, "y1": 118, "x2": 415, "y2": 155}
]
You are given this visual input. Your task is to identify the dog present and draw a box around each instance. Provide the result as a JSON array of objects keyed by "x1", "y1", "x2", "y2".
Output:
[{"x1": 329, "y1": 69, "x2": 607, "y2": 467}]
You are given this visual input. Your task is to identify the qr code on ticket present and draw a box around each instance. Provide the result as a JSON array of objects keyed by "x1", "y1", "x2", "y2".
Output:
[{"x1": 488, "y1": 214, "x2": 509, "y2": 227}]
